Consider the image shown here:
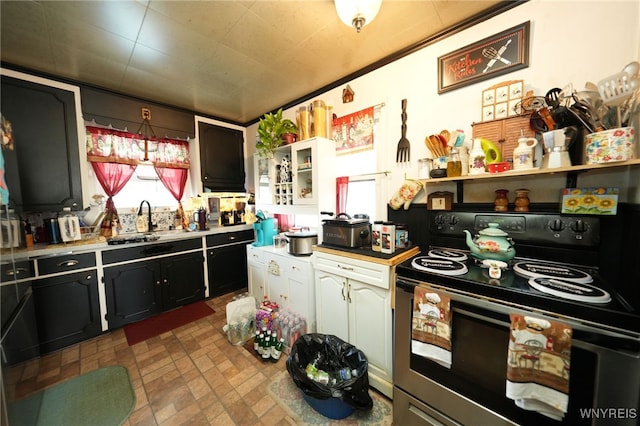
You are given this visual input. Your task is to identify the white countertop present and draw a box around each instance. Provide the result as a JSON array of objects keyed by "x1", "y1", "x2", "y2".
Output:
[{"x1": 2, "y1": 223, "x2": 254, "y2": 261}]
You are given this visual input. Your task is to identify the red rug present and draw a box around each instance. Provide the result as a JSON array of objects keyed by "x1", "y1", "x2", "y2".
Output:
[{"x1": 123, "y1": 301, "x2": 214, "y2": 346}]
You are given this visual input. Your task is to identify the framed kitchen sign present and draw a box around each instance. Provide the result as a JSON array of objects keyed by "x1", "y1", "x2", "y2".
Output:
[{"x1": 438, "y1": 21, "x2": 530, "y2": 94}]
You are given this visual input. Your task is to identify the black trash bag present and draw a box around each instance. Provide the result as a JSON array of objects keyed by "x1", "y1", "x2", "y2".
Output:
[{"x1": 286, "y1": 333, "x2": 373, "y2": 411}]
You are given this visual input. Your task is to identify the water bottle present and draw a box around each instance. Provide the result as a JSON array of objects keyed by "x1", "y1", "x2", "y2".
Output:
[
  {"x1": 257, "y1": 333, "x2": 265, "y2": 355},
  {"x1": 253, "y1": 330, "x2": 260, "y2": 352},
  {"x1": 271, "y1": 338, "x2": 284, "y2": 362},
  {"x1": 262, "y1": 335, "x2": 271, "y2": 360}
]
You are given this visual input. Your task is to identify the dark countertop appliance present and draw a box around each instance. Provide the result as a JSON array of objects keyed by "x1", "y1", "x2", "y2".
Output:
[
  {"x1": 321, "y1": 212, "x2": 371, "y2": 248},
  {"x1": 393, "y1": 210, "x2": 639, "y2": 426}
]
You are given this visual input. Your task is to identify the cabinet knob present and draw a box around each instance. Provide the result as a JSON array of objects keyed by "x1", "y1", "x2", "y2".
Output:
[
  {"x1": 156, "y1": 280, "x2": 161, "y2": 285},
  {"x1": 163, "y1": 279, "x2": 168, "y2": 284},
  {"x1": 86, "y1": 275, "x2": 92, "y2": 280}
]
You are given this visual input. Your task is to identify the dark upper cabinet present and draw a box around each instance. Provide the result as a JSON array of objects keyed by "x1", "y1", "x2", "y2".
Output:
[
  {"x1": 1, "y1": 75, "x2": 83, "y2": 212},
  {"x1": 198, "y1": 122, "x2": 246, "y2": 192}
]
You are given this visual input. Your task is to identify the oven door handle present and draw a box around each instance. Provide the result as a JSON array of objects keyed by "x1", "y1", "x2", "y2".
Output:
[{"x1": 455, "y1": 307, "x2": 510, "y2": 328}]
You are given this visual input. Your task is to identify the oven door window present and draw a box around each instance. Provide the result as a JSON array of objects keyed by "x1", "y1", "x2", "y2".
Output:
[{"x1": 409, "y1": 301, "x2": 597, "y2": 425}]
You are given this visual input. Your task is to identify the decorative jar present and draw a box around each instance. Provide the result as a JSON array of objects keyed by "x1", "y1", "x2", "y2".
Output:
[
  {"x1": 494, "y1": 189, "x2": 509, "y2": 212},
  {"x1": 514, "y1": 189, "x2": 530, "y2": 212}
]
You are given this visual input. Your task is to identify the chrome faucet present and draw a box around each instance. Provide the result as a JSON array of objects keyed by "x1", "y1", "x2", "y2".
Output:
[{"x1": 137, "y1": 200, "x2": 155, "y2": 233}]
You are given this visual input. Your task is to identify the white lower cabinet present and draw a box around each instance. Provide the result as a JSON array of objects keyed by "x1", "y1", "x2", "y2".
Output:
[
  {"x1": 246, "y1": 245, "x2": 267, "y2": 302},
  {"x1": 314, "y1": 252, "x2": 393, "y2": 399},
  {"x1": 246, "y1": 245, "x2": 316, "y2": 332}
]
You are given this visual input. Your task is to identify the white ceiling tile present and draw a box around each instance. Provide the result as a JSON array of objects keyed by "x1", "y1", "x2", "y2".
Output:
[{"x1": 0, "y1": 0, "x2": 506, "y2": 123}]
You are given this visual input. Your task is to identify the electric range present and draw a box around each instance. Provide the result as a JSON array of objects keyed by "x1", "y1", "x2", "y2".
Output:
[{"x1": 396, "y1": 211, "x2": 640, "y2": 335}]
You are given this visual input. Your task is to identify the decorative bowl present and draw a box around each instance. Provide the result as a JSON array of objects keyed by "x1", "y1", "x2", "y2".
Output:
[{"x1": 487, "y1": 162, "x2": 511, "y2": 173}]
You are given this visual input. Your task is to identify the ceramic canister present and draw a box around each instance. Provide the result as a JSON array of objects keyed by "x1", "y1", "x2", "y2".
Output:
[{"x1": 585, "y1": 126, "x2": 635, "y2": 164}]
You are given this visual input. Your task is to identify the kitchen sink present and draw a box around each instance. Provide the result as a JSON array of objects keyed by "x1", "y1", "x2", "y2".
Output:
[
  {"x1": 153, "y1": 229, "x2": 190, "y2": 236},
  {"x1": 106, "y1": 233, "x2": 160, "y2": 245}
]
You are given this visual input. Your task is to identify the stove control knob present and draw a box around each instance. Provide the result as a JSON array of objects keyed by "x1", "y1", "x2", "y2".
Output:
[
  {"x1": 448, "y1": 215, "x2": 459, "y2": 226},
  {"x1": 570, "y1": 219, "x2": 587, "y2": 233},
  {"x1": 434, "y1": 215, "x2": 446, "y2": 225},
  {"x1": 549, "y1": 219, "x2": 565, "y2": 232}
]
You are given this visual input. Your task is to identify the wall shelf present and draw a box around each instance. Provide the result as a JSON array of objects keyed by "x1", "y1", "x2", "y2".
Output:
[
  {"x1": 422, "y1": 158, "x2": 640, "y2": 203},
  {"x1": 423, "y1": 158, "x2": 640, "y2": 184}
]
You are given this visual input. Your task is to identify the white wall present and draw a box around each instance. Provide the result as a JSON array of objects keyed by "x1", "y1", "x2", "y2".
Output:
[{"x1": 246, "y1": 0, "x2": 640, "y2": 212}]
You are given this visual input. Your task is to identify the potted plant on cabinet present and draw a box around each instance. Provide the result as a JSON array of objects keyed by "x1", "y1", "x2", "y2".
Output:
[{"x1": 256, "y1": 108, "x2": 298, "y2": 158}]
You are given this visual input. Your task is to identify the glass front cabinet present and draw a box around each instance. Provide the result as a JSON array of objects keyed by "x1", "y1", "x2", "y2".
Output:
[{"x1": 254, "y1": 137, "x2": 335, "y2": 212}]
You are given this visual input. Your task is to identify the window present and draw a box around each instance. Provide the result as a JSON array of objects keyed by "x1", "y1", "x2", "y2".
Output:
[
  {"x1": 87, "y1": 163, "x2": 194, "y2": 210},
  {"x1": 346, "y1": 179, "x2": 376, "y2": 220}
]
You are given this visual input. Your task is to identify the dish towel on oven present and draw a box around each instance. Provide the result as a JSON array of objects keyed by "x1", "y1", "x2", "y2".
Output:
[
  {"x1": 411, "y1": 286, "x2": 452, "y2": 368},
  {"x1": 506, "y1": 313, "x2": 572, "y2": 421}
]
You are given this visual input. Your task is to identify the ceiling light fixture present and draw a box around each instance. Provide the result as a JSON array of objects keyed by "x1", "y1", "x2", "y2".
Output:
[{"x1": 334, "y1": 0, "x2": 382, "y2": 33}]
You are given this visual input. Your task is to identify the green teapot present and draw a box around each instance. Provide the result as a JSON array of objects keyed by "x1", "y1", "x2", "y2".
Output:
[{"x1": 463, "y1": 223, "x2": 516, "y2": 261}]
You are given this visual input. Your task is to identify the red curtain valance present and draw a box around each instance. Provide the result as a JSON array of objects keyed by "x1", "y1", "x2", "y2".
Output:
[{"x1": 86, "y1": 126, "x2": 190, "y2": 169}]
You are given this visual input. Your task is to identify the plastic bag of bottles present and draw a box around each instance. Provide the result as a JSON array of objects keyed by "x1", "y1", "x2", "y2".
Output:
[
  {"x1": 271, "y1": 307, "x2": 307, "y2": 354},
  {"x1": 286, "y1": 333, "x2": 373, "y2": 411},
  {"x1": 223, "y1": 293, "x2": 256, "y2": 345}
]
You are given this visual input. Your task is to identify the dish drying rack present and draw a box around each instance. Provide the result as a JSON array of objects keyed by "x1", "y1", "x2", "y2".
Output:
[{"x1": 80, "y1": 210, "x2": 105, "y2": 240}]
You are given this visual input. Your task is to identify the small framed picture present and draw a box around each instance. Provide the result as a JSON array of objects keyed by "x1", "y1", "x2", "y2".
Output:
[
  {"x1": 482, "y1": 105, "x2": 494, "y2": 121},
  {"x1": 495, "y1": 102, "x2": 508, "y2": 119},
  {"x1": 482, "y1": 89, "x2": 495, "y2": 106},
  {"x1": 509, "y1": 81, "x2": 524, "y2": 99},
  {"x1": 496, "y1": 86, "x2": 509, "y2": 102}
]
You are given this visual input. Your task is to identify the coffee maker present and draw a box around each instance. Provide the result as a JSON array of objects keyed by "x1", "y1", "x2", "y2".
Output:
[
  {"x1": 542, "y1": 126, "x2": 578, "y2": 168},
  {"x1": 205, "y1": 196, "x2": 220, "y2": 226},
  {"x1": 252, "y1": 216, "x2": 277, "y2": 247}
]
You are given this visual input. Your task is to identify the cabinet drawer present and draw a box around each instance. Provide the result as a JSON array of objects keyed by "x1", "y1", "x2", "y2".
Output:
[
  {"x1": 246, "y1": 244, "x2": 267, "y2": 264},
  {"x1": 283, "y1": 258, "x2": 310, "y2": 278},
  {"x1": 207, "y1": 229, "x2": 254, "y2": 247},
  {"x1": 1, "y1": 259, "x2": 34, "y2": 281},
  {"x1": 37, "y1": 252, "x2": 96, "y2": 275},
  {"x1": 314, "y1": 253, "x2": 390, "y2": 290},
  {"x1": 102, "y1": 238, "x2": 201, "y2": 265}
]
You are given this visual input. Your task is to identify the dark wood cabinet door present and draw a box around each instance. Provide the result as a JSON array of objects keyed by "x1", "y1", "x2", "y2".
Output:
[
  {"x1": 0, "y1": 76, "x2": 82, "y2": 212},
  {"x1": 162, "y1": 252, "x2": 205, "y2": 310},
  {"x1": 198, "y1": 122, "x2": 246, "y2": 192},
  {"x1": 104, "y1": 262, "x2": 162, "y2": 329},
  {"x1": 207, "y1": 243, "x2": 248, "y2": 297},
  {"x1": 32, "y1": 271, "x2": 101, "y2": 354}
]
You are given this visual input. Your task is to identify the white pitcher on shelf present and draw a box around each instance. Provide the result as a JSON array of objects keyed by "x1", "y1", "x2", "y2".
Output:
[{"x1": 513, "y1": 136, "x2": 538, "y2": 170}]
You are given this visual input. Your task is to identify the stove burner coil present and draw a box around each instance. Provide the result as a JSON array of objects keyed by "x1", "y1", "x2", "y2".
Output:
[
  {"x1": 427, "y1": 249, "x2": 468, "y2": 262},
  {"x1": 528, "y1": 278, "x2": 611, "y2": 303},
  {"x1": 513, "y1": 261, "x2": 593, "y2": 284},
  {"x1": 411, "y1": 256, "x2": 468, "y2": 276}
]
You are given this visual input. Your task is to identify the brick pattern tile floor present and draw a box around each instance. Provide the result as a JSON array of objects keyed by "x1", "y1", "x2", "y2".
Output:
[{"x1": 4, "y1": 291, "x2": 296, "y2": 425}]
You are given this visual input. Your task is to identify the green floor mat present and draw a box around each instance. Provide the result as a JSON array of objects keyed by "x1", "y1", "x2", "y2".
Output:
[{"x1": 9, "y1": 366, "x2": 136, "y2": 426}]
